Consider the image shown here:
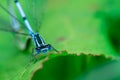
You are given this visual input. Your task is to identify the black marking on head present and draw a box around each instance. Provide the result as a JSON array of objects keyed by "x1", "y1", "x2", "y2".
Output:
[
  {"x1": 14, "y1": 0, "x2": 18, "y2": 3},
  {"x1": 23, "y1": 17, "x2": 26, "y2": 20},
  {"x1": 36, "y1": 44, "x2": 50, "y2": 50}
]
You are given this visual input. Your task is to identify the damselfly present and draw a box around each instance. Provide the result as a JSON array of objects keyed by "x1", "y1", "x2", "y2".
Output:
[{"x1": 0, "y1": 0, "x2": 59, "y2": 62}]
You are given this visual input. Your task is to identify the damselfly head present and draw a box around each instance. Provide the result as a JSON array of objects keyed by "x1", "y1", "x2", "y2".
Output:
[{"x1": 35, "y1": 44, "x2": 51, "y2": 54}]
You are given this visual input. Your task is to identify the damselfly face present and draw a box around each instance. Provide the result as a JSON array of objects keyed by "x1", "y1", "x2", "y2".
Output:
[{"x1": 35, "y1": 44, "x2": 51, "y2": 54}]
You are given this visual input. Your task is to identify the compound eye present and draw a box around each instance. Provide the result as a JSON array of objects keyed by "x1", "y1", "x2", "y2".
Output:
[{"x1": 41, "y1": 48, "x2": 49, "y2": 53}]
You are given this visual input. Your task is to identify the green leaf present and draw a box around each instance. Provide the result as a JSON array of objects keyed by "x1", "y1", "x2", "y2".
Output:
[{"x1": 31, "y1": 52, "x2": 113, "y2": 80}]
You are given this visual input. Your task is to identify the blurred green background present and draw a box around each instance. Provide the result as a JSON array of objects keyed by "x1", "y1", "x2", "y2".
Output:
[{"x1": 0, "y1": 0, "x2": 120, "y2": 80}]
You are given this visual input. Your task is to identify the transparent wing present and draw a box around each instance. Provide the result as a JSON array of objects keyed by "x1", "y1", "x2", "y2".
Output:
[
  {"x1": 0, "y1": 0, "x2": 31, "y2": 50},
  {"x1": 18, "y1": 0, "x2": 47, "y2": 32}
]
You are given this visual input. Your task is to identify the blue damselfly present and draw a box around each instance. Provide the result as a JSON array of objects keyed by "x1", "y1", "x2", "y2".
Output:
[{"x1": 0, "y1": 0, "x2": 59, "y2": 62}]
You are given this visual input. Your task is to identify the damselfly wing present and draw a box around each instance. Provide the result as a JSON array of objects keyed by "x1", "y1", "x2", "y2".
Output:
[{"x1": 0, "y1": 1, "x2": 31, "y2": 50}]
